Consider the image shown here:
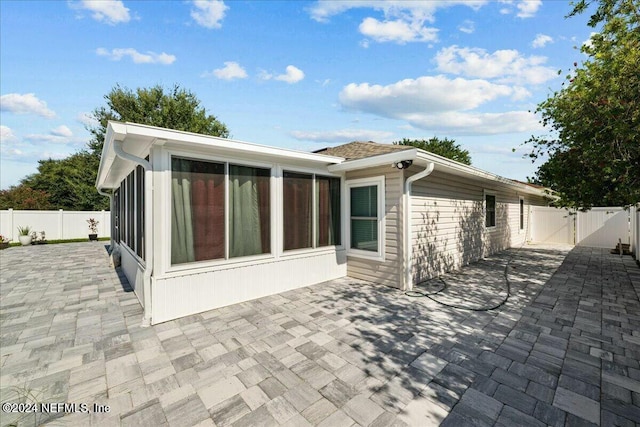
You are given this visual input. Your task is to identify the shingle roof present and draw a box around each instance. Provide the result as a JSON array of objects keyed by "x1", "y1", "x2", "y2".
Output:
[{"x1": 313, "y1": 141, "x2": 412, "y2": 160}]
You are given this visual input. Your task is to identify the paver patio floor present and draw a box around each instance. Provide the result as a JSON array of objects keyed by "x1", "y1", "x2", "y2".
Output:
[{"x1": 1, "y1": 242, "x2": 639, "y2": 426}]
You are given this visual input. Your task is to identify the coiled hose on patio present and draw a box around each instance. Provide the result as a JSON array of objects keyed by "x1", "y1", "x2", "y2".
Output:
[
  {"x1": 404, "y1": 257, "x2": 513, "y2": 311},
  {"x1": 405, "y1": 217, "x2": 531, "y2": 311}
]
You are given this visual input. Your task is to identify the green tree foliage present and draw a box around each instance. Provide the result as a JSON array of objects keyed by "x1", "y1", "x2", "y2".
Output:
[
  {"x1": 88, "y1": 84, "x2": 230, "y2": 155},
  {"x1": 21, "y1": 151, "x2": 106, "y2": 210},
  {"x1": 0, "y1": 185, "x2": 52, "y2": 210},
  {"x1": 393, "y1": 137, "x2": 472, "y2": 165},
  {"x1": 527, "y1": 0, "x2": 639, "y2": 209},
  {"x1": 6, "y1": 84, "x2": 229, "y2": 211}
]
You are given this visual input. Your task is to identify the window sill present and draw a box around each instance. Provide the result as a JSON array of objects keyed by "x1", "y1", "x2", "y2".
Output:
[{"x1": 347, "y1": 248, "x2": 385, "y2": 262}]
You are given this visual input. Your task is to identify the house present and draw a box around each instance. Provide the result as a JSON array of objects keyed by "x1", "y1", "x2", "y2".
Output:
[{"x1": 96, "y1": 122, "x2": 549, "y2": 325}]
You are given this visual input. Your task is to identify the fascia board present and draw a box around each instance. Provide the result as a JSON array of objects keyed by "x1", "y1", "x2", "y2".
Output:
[{"x1": 327, "y1": 148, "x2": 419, "y2": 172}]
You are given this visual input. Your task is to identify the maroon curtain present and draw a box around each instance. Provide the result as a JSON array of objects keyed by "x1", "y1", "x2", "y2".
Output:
[
  {"x1": 283, "y1": 172, "x2": 312, "y2": 250},
  {"x1": 192, "y1": 168, "x2": 224, "y2": 261},
  {"x1": 257, "y1": 175, "x2": 270, "y2": 253},
  {"x1": 317, "y1": 179, "x2": 330, "y2": 246}
]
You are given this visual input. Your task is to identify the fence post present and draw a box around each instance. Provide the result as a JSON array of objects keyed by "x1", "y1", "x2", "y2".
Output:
[
  {"x1": 9, "y1": 208, "x2": 14, "y2": 241},
  {"x1": 58, "y1": 209, "x2": 63, "y2": 240}
]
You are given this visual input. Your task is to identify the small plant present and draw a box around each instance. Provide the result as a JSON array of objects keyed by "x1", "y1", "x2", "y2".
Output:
[
  {"x1": 0, "y1": 234, "x2": 9, "y2": 243},
  {"x1": 87, "y1": 218, "x2": 99, "y2": 234},
  {"x1": 17, "y1": 225, "x2": 31, "y2": 236}
]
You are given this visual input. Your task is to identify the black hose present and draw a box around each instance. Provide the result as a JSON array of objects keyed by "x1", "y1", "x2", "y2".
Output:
[{"x1": 405, "y1": 258, "x2": 512, "y2": 311}]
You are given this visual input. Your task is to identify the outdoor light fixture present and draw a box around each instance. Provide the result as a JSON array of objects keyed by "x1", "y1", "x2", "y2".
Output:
[{"x1": 394, "y1": 160, "x2": 413, "y2": 169}]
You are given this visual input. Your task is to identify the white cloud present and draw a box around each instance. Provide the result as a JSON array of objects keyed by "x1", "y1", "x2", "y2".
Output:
[
  {"x1": 0, "y1": 125, "x2": 17, "y2": 143},
  {"x1": 0, "y1": 93, "x2": 56, "y2": 118},
  {"x1": 96, "y1": 48, "x2": 176, "y2": 64},
  {"x1": 191, "y1": 0, "x2": 228, "y2": 29},
  {"x1": 290, "y1": 129, "x2": 394, "y2": 143},
  {"x1": 401, "y1": 111, "x2": 542, "y2": 135},
  {"x1": 359, "y1": 17, "x2": 438, "y2": 43},
  {"x1": 338, "y1": 75, "x2": 542, "y2": 135},
  {"x1": 260, "y1": 65, "x2": 305, "y2": 84},
  {"x1": 72, "y1": 0, "x2": 131, "y2": 25},
  {"x1": 532, "y1": 34, "x2": 553, "y2": 48},
  {"x1": 435, "y1": 45, "x2": 557, "y2": 85},
  {"x1": 204, "y1": 61, "x2": 247, "y2": 80},
  {"x1": 76, "y1": 112, "x2": 99, "y2": 128},
  {"x1": 50, "y1": 125, "x2": 73, "y2": 137},
  {"x1": 309, "y1": 1, "x2": 487, "y2": 44},
  {"x1": 516, "y1": 0, "x2": 542, "y2": 18},
  {"x1": 458, "y1": 20, "x2": 475, "y2": 34},
  {"x1": 340, "y1": 75, "x2": 513, "y2": 115}
]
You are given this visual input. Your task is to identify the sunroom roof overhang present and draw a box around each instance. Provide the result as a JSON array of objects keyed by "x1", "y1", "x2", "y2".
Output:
[{"x1": 96, "y1": 121, "x2": 345, "y2": 189}]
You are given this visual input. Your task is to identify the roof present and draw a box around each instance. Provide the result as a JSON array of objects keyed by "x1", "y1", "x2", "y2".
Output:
[
  {"x1": 313, "y1": 141, "x2": 412, "y2": 160},
  {"x1": 96, "y1": 121, "x2": 344, "y2": 189}
]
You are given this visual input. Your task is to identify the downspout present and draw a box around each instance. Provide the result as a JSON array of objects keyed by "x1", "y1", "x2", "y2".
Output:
[
  {"x1": 403, "y1": 162, "x2": 435, "y2": 291},
  {"x1": 113, "y1": 139, "x2": 153, "y2": 327},
  {"x1": 96, "y1": 187, "x2": 114, "y2": 251}
]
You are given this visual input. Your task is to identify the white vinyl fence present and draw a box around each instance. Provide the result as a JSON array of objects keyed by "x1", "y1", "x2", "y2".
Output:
[
  {"x1": 531, "y1": 206, "x2": 638, "y2": 255},
  {"x1": 0, "y1": 209, "x2": 110, "y2": 242}
]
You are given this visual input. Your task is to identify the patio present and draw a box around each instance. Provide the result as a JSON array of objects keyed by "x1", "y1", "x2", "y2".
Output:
[{"x1": 1, "y1": 242, "x2": 639, "y2": 426}]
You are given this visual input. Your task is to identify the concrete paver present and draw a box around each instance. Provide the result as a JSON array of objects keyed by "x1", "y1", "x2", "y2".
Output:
[{"x1": 1, "y1": 242, "x2": 639, "y2": 426}]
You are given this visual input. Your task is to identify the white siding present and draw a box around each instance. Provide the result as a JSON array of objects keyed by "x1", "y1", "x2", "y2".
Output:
[
  {"x1": 119, "y1": 243, "x2": 145, "y2": 305},
  {"x1": 409, "y1": 168, "x2": 546, "y2": 284},
  {"x1": 345, "y1": 167, "x2": 403, "y2": 288},
  {"x1": 152, "y1": 251, "x2": 346, "y2": 323}
]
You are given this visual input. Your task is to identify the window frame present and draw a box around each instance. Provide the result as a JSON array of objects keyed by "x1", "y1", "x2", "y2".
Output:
[
  {"x1": 169, "y1": 154, "x2": 273, "y2": 268},
  {"x1": 281, "y1": 170, "x2": 342, "y2": 253},
  {"x1": 519, "y1": 196, "x2": 525, "y2": 233},
  {"x1": 345, "y1": 176, "x2": 385, "y2": 261},
  {"x1": 484, "y1": 190, "x2": 497, "y2": 230}
]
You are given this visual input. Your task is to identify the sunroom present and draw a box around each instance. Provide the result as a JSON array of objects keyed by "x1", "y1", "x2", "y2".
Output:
[{"x1": 96, "y1": 122, "x2": 346, "y2": 324}]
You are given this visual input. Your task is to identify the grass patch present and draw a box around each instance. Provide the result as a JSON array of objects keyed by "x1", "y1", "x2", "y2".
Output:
[{"x1": 6, "y1": 237, "x2": 109, "y2": 247}]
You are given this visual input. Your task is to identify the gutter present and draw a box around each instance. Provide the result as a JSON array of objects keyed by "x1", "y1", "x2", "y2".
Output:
[
  {"x1": 403, "y1": 162, "x2": 435, "y2": 290},
  {"x1": 113, "y1": 139, "x2": 153, "y2": 327},
  {"x1": 96, "y1": 187, "x2": 114, "y2": 251}
]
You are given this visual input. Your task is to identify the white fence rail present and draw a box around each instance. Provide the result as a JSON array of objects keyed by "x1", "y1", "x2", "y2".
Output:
[{"x1": 0, "y1": 209, "x2": 110, "y2": 242}]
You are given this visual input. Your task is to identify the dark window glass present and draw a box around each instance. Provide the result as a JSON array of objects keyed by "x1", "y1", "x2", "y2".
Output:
[
  {"x1": 350, "y1": 185, "x2": 378, "y2": 252},
  {"x1": 485, "y1": 194, "x2": 496, "y2": 227},
  {"x1": 316, "y1": 176, "x2": 341, "y2": 247}
]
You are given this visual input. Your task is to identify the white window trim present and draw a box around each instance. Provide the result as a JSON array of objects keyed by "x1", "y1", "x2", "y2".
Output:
[
  {"x1": 345, "y1": 176, "x2": 385, "y2": 261},
  {"x1": 484, "y1": 189, "x2": 497, "y2": 230}
]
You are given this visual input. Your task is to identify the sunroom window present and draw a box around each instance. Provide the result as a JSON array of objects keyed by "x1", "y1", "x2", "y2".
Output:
[
  {"x1": 283, "y1": 172, "x2": 341, "y2": 251},
  {"x1": 171, "y1": 158, "x2": 271, "y2": 265}
]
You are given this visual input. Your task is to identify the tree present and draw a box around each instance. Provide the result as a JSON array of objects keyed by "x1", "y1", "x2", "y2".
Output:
[
  {"x1": 526, "y1": 0, "x2": 640, "y2": 209},
  {"x1": 0, "y1": 185, "x2": 52, "y2": 210},
  {"x1": 88, "y1": 84, "x2": 230, "y2": 155},
  {"x1": 21, "y1": 151, "x2": 107, "y2": 210},
  {"x1": 393, "y1": 137, "x2": 472, "y2": 165},
  {"x1": 11, "y1": 84, "x2": 230, "y2": 211}
]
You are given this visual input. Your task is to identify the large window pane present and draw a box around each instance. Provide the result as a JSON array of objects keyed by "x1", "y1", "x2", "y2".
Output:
[
  {"x1": 229, "y1": 165, "x2": 271, "y2": 258},
  {"x1": 350, "y1": 185, "x2": 378, "y2": 251},
  {"x1": 351, "y1": 186, "x2": 377, "y2": 217},
  {"x1": 351, "y1": 219, "x2": 378, "y2": 251},
  {"x1": 283, "y1": 172, "x2": 313, "y2": 250},
  {"x1": 136, "y1": 165, "x2": 144, "y2": 260},
  {"x1": 316, "y1": 176, "x2": 341, "y2": 247},
  {"x1": 171, "y1": 158, "x2": 225, "y2": 264}
]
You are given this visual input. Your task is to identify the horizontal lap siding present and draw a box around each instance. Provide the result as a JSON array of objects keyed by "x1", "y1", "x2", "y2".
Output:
[
  {"x1": 345, "y1": 167, "x2": 403, "y2": 288},
  {"x1": 410, "y1": 168, "x2": 547, "y2": 284}
]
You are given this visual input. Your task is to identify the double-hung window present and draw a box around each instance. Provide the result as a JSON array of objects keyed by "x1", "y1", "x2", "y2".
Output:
[
  {"x1": 171, "y1": 157, "x2": 270, "y2": 265},
  {"x1": 485, "y1": 191, "x2": 496, "y2": 228},
  {"x1": 283, "y1": 172, "x2": 341, "y2": 251},
  {"x1": 346, "y1": 177, "x2": 385, "y2": 260},
  {"x1": 519, "y1": 197, "x2": 525, "y2": 231}
]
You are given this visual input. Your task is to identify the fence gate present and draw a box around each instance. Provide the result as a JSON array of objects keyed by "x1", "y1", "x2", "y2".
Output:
[
  {"x1": 530, "y1": 207, "x2": 574, "y2": 244},
  {"x1": 530, "y1": 206, "x2": 631, "y2": 248}
]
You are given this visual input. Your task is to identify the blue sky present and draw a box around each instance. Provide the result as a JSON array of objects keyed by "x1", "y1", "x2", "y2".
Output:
[{"x1": 1, "y1": 0, "x2": 593, "y2": 189}]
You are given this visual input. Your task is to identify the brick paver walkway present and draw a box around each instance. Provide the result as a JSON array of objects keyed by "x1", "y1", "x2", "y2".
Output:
[{"x1": 1, "y1": 242, "x2": 639, "y2": 426}]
